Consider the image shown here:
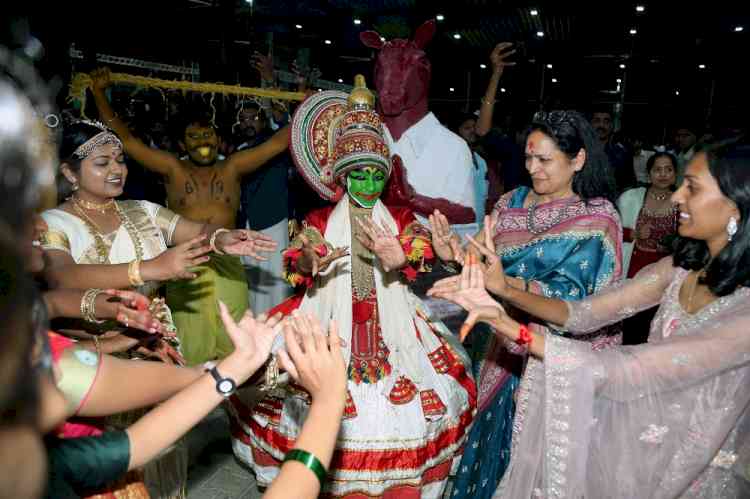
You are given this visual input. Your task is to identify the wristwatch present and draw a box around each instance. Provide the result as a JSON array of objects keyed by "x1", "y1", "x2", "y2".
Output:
[{"x1": 203, "y1": 362, "x2": 236, "y2": 397}]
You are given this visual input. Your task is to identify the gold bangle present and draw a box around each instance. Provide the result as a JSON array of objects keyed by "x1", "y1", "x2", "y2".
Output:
[
  {"x1": 81, "y1": 288, "x2": 106, "y2": 324},
  {"x1": 209, "y1": 228, "x2": 231, "y2": 255},
  {"x1": 128, "y1": 259, "x2": 144, "y2": 286}
]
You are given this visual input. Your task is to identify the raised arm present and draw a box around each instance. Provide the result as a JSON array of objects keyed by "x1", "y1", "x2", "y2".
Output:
[
  {"x1": 476, "y1": 43, "x2": 515, "y2": 137},
  {"x1": 89, "y1": 68, "x2": 180, "y2": 177},
  {"x1": 227, "y1": 125, "x2": 290, "y2": 177}
]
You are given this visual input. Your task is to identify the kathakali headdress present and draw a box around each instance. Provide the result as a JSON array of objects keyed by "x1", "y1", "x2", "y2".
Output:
[{"x1": 290, "y1": 75, "x2": 391, "y2": 201}]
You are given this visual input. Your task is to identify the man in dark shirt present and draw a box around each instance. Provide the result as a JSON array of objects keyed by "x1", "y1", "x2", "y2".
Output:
[
  {"x1": 591, "y1": 107, "x2": 635, "y2": 193},
  {"x1": 235, "y1": 103, "x2": 293, "y2": 314}
]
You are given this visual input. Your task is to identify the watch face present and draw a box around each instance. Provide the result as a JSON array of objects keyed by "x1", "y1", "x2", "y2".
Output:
[{"x1": 218, "y1": 379, "x2": 235, "y2": 395}]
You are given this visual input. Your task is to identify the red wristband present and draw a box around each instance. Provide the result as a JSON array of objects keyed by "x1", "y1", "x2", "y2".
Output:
[{"x1": 515, "y1": 324, "x2": 532, "y2": 346}]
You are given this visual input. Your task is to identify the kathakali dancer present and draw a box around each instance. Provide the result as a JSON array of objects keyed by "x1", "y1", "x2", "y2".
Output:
[{"x1": 228, "y1": 76, "x2": 476, "y2": 498}]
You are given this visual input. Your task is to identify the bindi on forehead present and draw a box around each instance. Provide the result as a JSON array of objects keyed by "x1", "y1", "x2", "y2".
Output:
[{"x1": 526, "y1": 139, "x2": 538, "y2": 155}]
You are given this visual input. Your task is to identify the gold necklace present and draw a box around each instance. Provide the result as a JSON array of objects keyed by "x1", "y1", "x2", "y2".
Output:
[
  {"x1": 71, "y1": 199, "x2": 144, "y2": 265},
  {"x1": 71, "y1": 198, "x2": 111, "y2": 264},
  {"x1": 349, "y1": 203, "x2": 375, "y2": 300},
  {"x1": 72, "y1": 195, "x2": 115, "y2": 214},
  {"x1": 649, "y1": 188, "x2": 669, "y2": 202}
]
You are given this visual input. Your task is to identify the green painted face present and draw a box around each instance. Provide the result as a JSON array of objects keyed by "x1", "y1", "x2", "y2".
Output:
[{"x1": 346, "y1": 166, "x2": 386, "y2": 208}]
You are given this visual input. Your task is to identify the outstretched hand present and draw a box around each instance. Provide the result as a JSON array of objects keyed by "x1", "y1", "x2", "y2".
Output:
[
  {"x1": 218, "y1": 301, "x2": 283, "y2": 379},
  {"x1": 296, "y1": 234, "x2": 349, "y2": 276},
  {"x1": 217, "y1": 229, "x2": 279, "y2": 261},
  {"x1": 355, "y1": 217, "x2": 406, "y2": 271},
  {"x1": 465, "y1": 214, "x2": 509, "y2": 297},
  {"x1": 102, "y1": 289, "x2": 171, "y2": 336},
  {"x1": 427, "y1": 254, "x2": 507, "y2": 341},
  {"x1": 489, "y1": 42, "x2": 517, "y2": 76},
  {"x1": 428, "y1": 209, "x2": 464, "y2": 263},
  {"x1": 276, "y1": 312, "x2": 347, "y2": 405}
]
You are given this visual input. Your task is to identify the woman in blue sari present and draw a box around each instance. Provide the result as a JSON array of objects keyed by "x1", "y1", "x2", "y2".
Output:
[{"x1": 443, "y1": 111, "x2": 624, "y2": 498}]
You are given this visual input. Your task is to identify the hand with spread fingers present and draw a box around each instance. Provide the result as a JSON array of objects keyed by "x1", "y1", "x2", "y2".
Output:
[
  {"x1": 276, "y1": 312, "x2": 347, "y2": 405},
  {"x1": 217, "y1": 300, "x2": 283, "y2": 379},
  {"x1": 355, "y1": 217, "x2": 406, "y2": 271},
  {"x1": 428, "y1": 209, "x2": 464, "y2": 263},
  {"x1": 489, "y1": 42, "x2": 517, "y2": 76},
  {"x1": 296, "y1": 234, "x2": 349, "y2": 276},
  {"x1": 465, "y1": 214, "x2": 510, "y2": 297},
  {"x1": 146, "y1": 234, "x2": 213, "y2": 281},
  {"x1": 216, "y1": 229, "x2": 279, "y2": 261},
  {"x1": 427, "y1": 254, "x2": 507, "y2": 341}
]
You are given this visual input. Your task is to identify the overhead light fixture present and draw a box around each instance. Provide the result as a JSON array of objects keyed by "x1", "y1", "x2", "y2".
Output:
[
  {"x1": 436, "y1": 14, "x2": 445, "y2": 21},
  {"x1": 629, "y1": 28, "x2": 637, "y2": 35},
  {"x1": 354, "y1": 19, "x2": 362, "y2": 25},
  {"x1": 636, "y1": 5, "x2": 645, "y2": 12},
  {"x1": 295, "y1": 24, "x2": 302, "y2": 29},
  {"x1": 449, "y1": 87, "x2": 455, "y2": 92},
  {"x1": 551, "y1": 78, "x2": 558, "y2": 83},
  {"x1": 536, "y1": 31, "x2": 544, "y2": 37},
  {"x1": 675, "y1": 90, "x2": 680, "y2": 96},
  {"x1": 337, "y1": 78, "x2": 343, "y2": 83},
  {"x1": 620, "y1": 63, "x2": 626, "y2": 69},
  {"x1": 546, "y1": 63, "x2": 553, "y2": 69},
  {"x1": 500, "y1": 87, "x2": 507, "y2": 93},
  {"x1": 735, "y1": 26, "x2": 744, "y2": 32},
  {"x1": 616, "y1": 78, "x2": 622, "y2": 83},
  {"x1": 699, "y1": 64, "x2": 706, "y2": 69},
  {"x1": 324, "y1": 39, "x2": 332, "y2": 45},
  {"x1": 480, "y1": 63, "x2": 487, "y2": 69},
  {"x1": 453, "y1": 33, "x2": 461, "y2": 40},
  {"x1": 380, "y1": 36, "x2": 386, "y2": 42},
  {"x1": 530, "y1": 9, "x2": 539, "y2": 16}
]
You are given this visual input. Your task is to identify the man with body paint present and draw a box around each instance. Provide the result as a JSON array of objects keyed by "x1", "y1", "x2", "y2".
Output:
[{"x1": 90, "y1": 67, "x2": 289, "y2": 365}]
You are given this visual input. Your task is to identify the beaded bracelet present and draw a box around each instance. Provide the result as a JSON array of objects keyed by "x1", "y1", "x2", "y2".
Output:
[{"x1": 283, "y1": 449, "x2": 327, "y2": 487}]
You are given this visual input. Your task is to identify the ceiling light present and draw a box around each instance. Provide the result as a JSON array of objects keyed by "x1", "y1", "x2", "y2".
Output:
[
  {"x1": 551, "y1": 78, "x2": 558, "y2": 83},
  {"x1": 453, "y1": 33, "x2": 461, "y2": 40},
  {"x1": 675, "y1": 90, "x2": 680, "y2": 96},
  {"x1": 436, "y1": 14, "x2": 445, "y2": 21},
  {"x1": 616, "y1": 78, "x2": 622, "y2": 83},
  {"x1": 698, "y1": 64, "x2": 706, "y2": 69},
  {"x1": 629, "y1": 28, "x2": 637, "y2": 35},
  {"x1": 449, "y1": 87, "x2": 455, "y2": 92},
  {"x1": 536, "y1": 31, "x2": 544, "y2": 37},
  {"x1": 530, "y1": 9, "x2": 539, "y2": 16},
  {"x1": 546, "y1": 63, "x2": 553, "y2": 69},
  {"x1": 324, "y1": 39, "x2": 332, "y2": 45},
  {"x1": 295, "y1": 24, "x2": 302, "y2": 29},
  {"x1": 354, "y1": 19, "x2": 361, "y2": 25},
  {"x1": 500, "y1": 87, "x2": 506, "y2": 93},
  {"x1": 380, "y1": 36, "x2": 386, "y2": 42},
  {"x1": 636, "y1": 5, "x2": 645, "y2": 12},
  {"x1": 619, "y1": 63, "x2": 626, "y2": 69},
  {"x1": 735, "y1": 26, "x2": 744, "y2": 32},
  {"x1": 337, "y1": 78, "x2": 343, "y2": 83},
  {"x1": 480, "y1": 63, "x2": 487, "y2": 69}
]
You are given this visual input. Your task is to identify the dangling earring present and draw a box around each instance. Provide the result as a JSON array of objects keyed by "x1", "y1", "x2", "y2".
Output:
[
  {"x1": 727, "y1": 216, "x2": 738, "y2": 242},
  {"x1": 71, "y1": 182, "x2": 79, "y2": 192}
]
